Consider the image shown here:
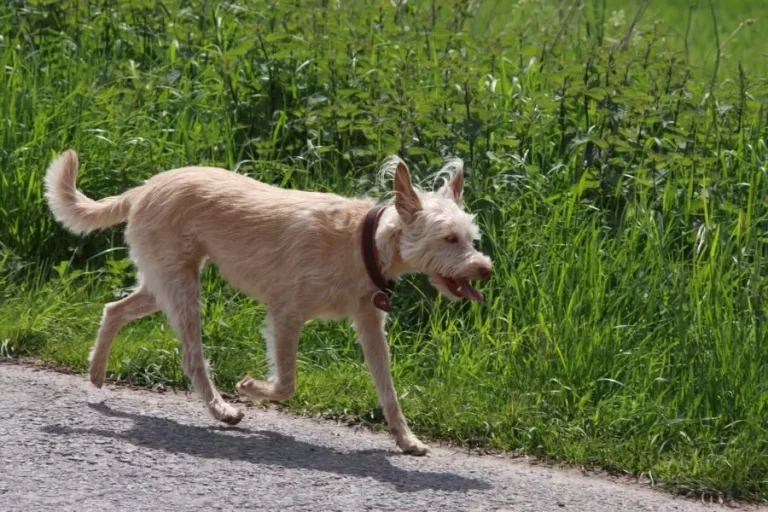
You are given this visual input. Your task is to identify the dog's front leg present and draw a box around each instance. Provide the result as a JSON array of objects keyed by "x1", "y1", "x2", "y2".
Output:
[
  {"x1": 237, "y1": 309, "x2": 302, "y2": 403},
  {"x1": 353, "y1": 304, "x2": 428, "y2": 456}
]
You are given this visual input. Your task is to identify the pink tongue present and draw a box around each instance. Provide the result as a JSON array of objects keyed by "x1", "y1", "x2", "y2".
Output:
[{"x1": 455, "y1": 278, "x2": 484, "y2": 302}]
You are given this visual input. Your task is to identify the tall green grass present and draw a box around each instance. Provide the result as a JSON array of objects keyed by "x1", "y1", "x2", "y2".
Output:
[{"x1": 2, "y1": 0, "x2": 768, "y2": 501}]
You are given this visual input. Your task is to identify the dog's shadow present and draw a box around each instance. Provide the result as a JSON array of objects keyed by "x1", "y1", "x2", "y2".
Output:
[{"x1": 42, "y1": 402, "x2": 491, "y2": 493}]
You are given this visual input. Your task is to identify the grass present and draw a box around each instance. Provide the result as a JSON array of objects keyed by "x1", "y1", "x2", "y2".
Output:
[{"x1": 2, "y1": 0, "x2": 768, "y2": 501}]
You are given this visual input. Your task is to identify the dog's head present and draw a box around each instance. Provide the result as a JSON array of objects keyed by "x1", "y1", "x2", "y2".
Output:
[{"x1": 390, "y1": 158, "x2": 492, "y2": 303}]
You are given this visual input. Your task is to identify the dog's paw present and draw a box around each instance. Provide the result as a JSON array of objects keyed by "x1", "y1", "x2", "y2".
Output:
[
  {"x1": 237, "y1": 375, "x2": 295, "y2": 403},
  {"x1": 398, "y1": 436, "x2": 429, "y2": 456},
  {"x1": 88, "y1": 366, "x2": 106, "y2": 389},
  {"x1": 211, "y1": 402, "x2": 245, "y2": 426},
  {"x1": 236, "y1": 376, "x2": 264, "y2": 400}
]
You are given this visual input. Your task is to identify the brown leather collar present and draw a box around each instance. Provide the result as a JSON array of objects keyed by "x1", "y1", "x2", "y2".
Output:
[{"x1": 362, "y1": 205, "x2": 395, "y2": 312}]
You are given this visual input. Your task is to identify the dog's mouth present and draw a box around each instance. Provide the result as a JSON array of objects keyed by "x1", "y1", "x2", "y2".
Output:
[{"x1": 431, "y1": 275, "x2": 484, "y2": 302}]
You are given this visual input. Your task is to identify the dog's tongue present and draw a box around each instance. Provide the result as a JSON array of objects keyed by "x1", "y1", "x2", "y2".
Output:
[{"x1": 455, "y1": 278, "x2": 484, "y2": 302}]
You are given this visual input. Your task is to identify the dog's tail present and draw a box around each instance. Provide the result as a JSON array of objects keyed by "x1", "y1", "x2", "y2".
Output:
[{"x1": 44, "y1": 150, "x2": 134, "y2": 235}]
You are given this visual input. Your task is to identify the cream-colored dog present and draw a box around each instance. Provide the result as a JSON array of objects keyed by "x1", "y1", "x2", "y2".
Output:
[{"x1": 44, "y1": 150, "x2": 492, "y2": 455}]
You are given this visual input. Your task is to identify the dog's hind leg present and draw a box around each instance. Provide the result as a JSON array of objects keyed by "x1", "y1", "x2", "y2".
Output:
[
  {"x1": 149, "y1": 264, "x2": 244, "y2": 426},
  {"x1": 353, "y1": 304, "x2": 428, "y2": 456},
  {"x1": 237, "y1": 309, "x2": 302, "y2": 403},
  {"x1": 89, "y1": 284, "x2": 158, "y2": 388}
]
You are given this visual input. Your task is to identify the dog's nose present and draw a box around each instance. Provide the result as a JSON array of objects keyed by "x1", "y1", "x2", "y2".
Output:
[{"x1": 478, "y1": 266, "x2": 492, "y2": 280}]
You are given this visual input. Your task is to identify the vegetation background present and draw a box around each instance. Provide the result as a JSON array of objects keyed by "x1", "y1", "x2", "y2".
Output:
[{"x1": 1, "y1": 0, "x2": 767, "y2": 501}]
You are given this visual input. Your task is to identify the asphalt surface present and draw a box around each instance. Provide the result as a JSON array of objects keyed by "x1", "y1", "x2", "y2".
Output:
[{"x1": 0, "y1": 362, "x2": 762, "y2": 512}]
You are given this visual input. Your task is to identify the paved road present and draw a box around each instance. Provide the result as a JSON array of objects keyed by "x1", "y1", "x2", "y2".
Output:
[{"x1": 0, "y1": 362, "x2": 761, "y2": 512}]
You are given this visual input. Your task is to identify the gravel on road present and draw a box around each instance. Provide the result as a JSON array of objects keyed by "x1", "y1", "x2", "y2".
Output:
[{"x1": 0, "y1": 361, "x2": 761, "y2": 512}]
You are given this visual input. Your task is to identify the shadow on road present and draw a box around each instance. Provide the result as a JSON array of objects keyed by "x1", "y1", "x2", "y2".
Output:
[{"x1": 42, "y1": 402, "x2": 492, "y2": 493}]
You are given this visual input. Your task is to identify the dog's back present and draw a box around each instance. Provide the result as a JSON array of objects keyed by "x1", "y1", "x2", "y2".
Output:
[
  {"x1": 46, "y1": 153, "x2": 377, "y2": 316},
  {"x1": 126, "y1": 165, "x2": 375, "y2": 316}
]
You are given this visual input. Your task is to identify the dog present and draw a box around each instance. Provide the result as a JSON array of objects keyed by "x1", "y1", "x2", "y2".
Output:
[{"x1": 44, "y1": 151, "x2": 492, "y2": 455}]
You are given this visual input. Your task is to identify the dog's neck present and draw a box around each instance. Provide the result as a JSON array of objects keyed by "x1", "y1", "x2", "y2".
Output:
[{"x1": 374, "y1": 206, "x2": 410, "y2": 280}]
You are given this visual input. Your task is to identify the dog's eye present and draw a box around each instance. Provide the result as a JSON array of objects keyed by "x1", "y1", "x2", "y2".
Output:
[{"x1": 445, "y1": 234, "x2": 458, "y2": 244}]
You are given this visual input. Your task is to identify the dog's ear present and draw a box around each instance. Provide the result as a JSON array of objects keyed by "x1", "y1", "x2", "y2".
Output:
[
  {"x1": 394, "y1": 161, "x2": 421, "y2": 223},
  {"x1": 438, "y1": 160, "x2": 464, "y2": 204}
]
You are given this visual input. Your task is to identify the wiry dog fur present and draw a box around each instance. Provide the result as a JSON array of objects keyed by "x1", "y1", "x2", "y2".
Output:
[{"x1": 44, "y1": 150, "x2": 492, "y2": 455}]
